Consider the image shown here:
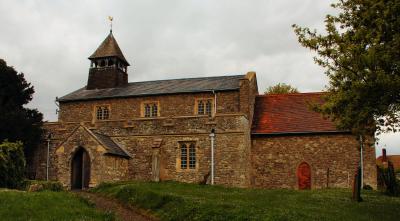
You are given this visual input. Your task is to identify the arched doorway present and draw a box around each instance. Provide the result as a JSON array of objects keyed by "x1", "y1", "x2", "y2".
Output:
[
  {"x1": 297, "y1": 162, "x2": 311, "y2": 190},
  {"x1": 71, "y1": 147, "x2": 90, "y2": 189}
]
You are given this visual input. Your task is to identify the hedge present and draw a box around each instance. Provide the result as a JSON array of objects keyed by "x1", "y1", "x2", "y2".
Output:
[{"x1": 22, "y1": 180, "x2": 64, "y2": 192}]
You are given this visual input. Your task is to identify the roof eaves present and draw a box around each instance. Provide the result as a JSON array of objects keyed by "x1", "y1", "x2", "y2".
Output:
[
  {"x1": 58, "y1": 88, "x2": 240, "y2": 103},
  {"x1": 251, "y1": 130, "x2": 349, "y2": 136}
]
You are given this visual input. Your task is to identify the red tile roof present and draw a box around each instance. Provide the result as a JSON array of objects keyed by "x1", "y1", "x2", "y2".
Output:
[
  {"x1": 376, "y1": 155, "x2": 400, "y2": 169},
  {"x1": 252, "y1": 93, "x2": 339, "y2": 134}
]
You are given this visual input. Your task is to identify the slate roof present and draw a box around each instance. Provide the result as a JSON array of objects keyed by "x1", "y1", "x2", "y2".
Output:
[
  {"x1": 58, "y1": 75, "x2": 244, "y2": 102},
  {"x1": 89, "y1": 32, "x2": 129, "y2": 65},
  {"x1": 91, "y1": 131, "x2": 130, "y2": 158},
  {"x1": 252, "y1": 93, "x2": 340, "y2": 134}
]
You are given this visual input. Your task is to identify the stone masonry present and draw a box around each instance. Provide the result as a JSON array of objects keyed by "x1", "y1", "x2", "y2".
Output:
[
  {"x1": 251, "y1": 134, "x2": 377, "y2": 189},
  {"x1": 31, "y1": 31, "x2": 377, "y2": 190}
]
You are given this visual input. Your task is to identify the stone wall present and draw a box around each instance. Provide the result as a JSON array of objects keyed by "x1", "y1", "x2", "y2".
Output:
[
  {"x1": 58, "y1": 91, "x2": 240, "y2": 122},
  {"x1": 35, "y1": 113, "x2": 251, "y2": 188},
  {"x1": 251, "y1": 133, "x2": 377, "y2": 189},
  {"x1": 239, "y1": 72, "x2": 258, "y2": 126}
]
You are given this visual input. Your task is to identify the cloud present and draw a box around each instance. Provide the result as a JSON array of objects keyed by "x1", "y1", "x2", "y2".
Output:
[{"x1": 0, "y1": 0, "x2": 398, "y2": 155}]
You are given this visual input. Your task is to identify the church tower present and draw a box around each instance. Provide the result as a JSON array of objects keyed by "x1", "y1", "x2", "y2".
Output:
[{"x1": 87, "y1": 31, "x2": 130, "y2": 90}]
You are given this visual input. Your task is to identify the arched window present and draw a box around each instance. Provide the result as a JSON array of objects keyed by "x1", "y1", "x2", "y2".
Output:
[
  {"x1": 144, "y1": 104, "x2": 151, "y2": 117},
  {"x1": 100, "y1": 60, "x2": 106, "y2": 67},
  {"x1": 196, "y1": 98, "x2": 213, "y2": 116},
  {"x1": 197, "y1": 100, "x2": 204, "y2": 115},
  {"x1": 152, "y1": 104, "x2": 158, "y2": 117},
  {"x1": 205, "y1": 100, "x2": 212, "y2": 116},
  {"x1": 142, "y1": 102, "x2": 159, "y2": 117},
  {"x1": 108, "y1": 59, "x2": 114, "y2": 66}
]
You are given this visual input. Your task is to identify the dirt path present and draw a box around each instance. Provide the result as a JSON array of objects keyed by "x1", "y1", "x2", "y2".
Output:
[{"x1": 76, "y1": 191, "x2": 156, "y2": 221}]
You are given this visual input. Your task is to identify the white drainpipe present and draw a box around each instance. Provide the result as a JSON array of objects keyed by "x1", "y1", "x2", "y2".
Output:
[{"x1": 209, "y1": 129, "x2": 215, "y2": 185}]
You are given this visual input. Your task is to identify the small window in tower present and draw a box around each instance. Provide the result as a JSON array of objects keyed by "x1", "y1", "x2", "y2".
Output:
[
  {"x1": 109, "y1": 59, "x2": 114, "y2": 66},
  {"x1": 96, "y1": 106, "x2": 110, "y2": 120},
  {"x1": 100, "y1": 60, "x2": 106, "y2": 67}
]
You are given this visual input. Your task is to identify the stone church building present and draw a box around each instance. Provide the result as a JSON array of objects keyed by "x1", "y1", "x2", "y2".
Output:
[{"x1": 32, "y1": 31, "x2": 377, "y2": 189}]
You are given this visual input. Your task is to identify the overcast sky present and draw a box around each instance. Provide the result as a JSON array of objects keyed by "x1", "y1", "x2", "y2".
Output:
[{"x1": 0, "y1": 0, "x2": 398, "y2": 156}]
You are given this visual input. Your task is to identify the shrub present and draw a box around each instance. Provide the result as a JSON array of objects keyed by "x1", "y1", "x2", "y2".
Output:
[
  {"x1": 377, "y1": 163, "x2": 399, "y2": 196},
  {"x1": 363, "y1": 185, "x2": 373, "y2": 190},
  {"x1": 23, "y1": 180, "x2": 64, "y2": 192},
  {"x1": 0, "y1": 140, "x2": 26, "y2": 189}
]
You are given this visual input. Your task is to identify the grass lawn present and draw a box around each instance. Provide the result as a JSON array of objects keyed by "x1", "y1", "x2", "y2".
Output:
[
  {"x1": 92, "y1": 181, "x2": 400, "y2": 221},
  {"x1": 0, "y1": 189, "x2": 114, "y2": 221}
]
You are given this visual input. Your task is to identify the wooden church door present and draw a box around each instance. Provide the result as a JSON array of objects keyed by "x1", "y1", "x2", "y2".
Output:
[
  {"x1": 297, "y1": 162, "x2": 311, "y2": 190},
  {"x1": 71, "y1": 147, "x2": 90, "y2": 189}
]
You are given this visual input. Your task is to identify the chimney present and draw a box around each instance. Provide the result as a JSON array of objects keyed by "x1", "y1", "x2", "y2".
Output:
[{"x1": 382, "y1": 148, "x2": 387, "y2": 162}]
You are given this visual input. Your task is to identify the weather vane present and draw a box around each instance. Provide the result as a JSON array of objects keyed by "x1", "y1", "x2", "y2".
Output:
[{"x1": 108, "y1": 16, "x2": 113, "y2": 33}]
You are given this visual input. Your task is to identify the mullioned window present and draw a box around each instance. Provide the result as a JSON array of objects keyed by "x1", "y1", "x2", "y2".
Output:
[
  {"x1": 195, "y1": 98, "x2": 213, "y2": 116},
  {"x1": 96, "y1": 106, "x2": 110, "y2": 120}
]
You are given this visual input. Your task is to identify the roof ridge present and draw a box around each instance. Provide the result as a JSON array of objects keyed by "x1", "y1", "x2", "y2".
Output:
[
  {"x1": 126, "y1": 74, "x2": 245, "y2": 85},
  {"x1": 58, "y1": 74, "x2": 244, "y2": 102},
  {"x1": 256, "y1": 92, "x2": 327, "y2": 97}
]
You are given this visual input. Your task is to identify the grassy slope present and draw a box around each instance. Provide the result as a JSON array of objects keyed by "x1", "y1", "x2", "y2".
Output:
[
  {"x1": 0, "y1": 189, "x2": 114, "y2": 221},
  {"x1": 92, "y1": 181, "x2": 400, "y2": 221}
]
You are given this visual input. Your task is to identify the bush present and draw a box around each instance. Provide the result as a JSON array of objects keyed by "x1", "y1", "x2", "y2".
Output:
[
  {"x1": 23, "y1": 180, "x2": 64, "y2": 192},
  {"x1": 377, "y1": 163, "x2": 399, "y2": 196},
  {"x1": 363, "y1": 185, "x2": 373, "y2": 190},
  {"x1": 0, "y1": 140, "x2": 26, "y2": 189}
]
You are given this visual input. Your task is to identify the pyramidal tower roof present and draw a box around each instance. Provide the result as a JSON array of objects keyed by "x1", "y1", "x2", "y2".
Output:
[{"x1": 89, "y1": 31, "x2": 130, "y2": 65}]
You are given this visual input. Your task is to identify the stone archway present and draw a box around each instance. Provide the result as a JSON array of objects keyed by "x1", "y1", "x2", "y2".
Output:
[
  {"x1": 297, "y1": 162, "x2": 311, "y2": 190},
  {"x1": 71, "y1": 147, "x2": 90, "y2": 189}
]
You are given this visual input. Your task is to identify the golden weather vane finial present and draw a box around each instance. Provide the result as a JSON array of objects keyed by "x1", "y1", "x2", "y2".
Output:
[{"x1": 108, "y1": 16, "x2": 114, "y2": 33}]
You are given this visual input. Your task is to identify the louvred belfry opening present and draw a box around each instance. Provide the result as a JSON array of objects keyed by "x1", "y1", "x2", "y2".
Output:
[{"x1": 87, "y1": 31, "x2": 130, "y2": 89}]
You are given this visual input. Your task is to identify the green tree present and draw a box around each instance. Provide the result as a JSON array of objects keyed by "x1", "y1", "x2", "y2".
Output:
[
  {"x1": 264, "y1": 83, "x2": 299, "y2": 95},
  {"x1": 293, "y1": 0, "x2": 400, "y2": 136},
  {"x1": 0, "y1": 141, "x2": 26, "y2": 188},
  {"x1": 0, "y1": 59, "x2": 43, "y2": 176}
]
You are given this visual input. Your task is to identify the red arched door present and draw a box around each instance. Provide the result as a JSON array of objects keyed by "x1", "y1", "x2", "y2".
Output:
[{"x1": 297, "y1": 162, "x2": 311, "y2": 190}]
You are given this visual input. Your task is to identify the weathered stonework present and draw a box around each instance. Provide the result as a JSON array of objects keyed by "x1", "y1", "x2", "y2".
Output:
[
  {"x1": 251, "y1": 134, "x2": 377, "y2": 189},
  {"x1": 30, "y1": 32, "x2": 377, "y2": 190}
]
